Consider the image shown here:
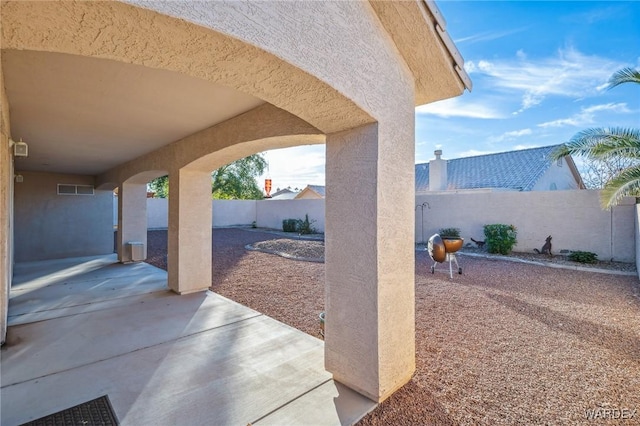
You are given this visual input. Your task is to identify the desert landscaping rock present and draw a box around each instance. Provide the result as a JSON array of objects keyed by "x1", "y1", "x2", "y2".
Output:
[
  {"x1": 247, "y1": 238, "x2": 324, "y2": 262},
  {"x1": 147, "y1": 228, "x2": 640, "y2": 425}
]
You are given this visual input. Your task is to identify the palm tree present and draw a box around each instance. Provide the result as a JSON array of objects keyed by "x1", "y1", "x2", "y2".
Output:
[{"x1": 551, "y1": 67, "x2": 640, "y2": 208}]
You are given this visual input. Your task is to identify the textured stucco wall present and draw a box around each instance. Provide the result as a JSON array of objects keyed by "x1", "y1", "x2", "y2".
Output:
[
  {"x1": 167, "y1": 169, "x2": 212, "y2": 294},
  {"x1": 0, "y1": 1, "x2": 372, "y2": 136},
  {"x1": 0, "y1": 49, "x2": 13, "y2": 344},
  {"x1": 124, "y1": 0, "x2": 461, "y2": 113},
  {"x1": 416, "y1": 190, "x2": 635, "y2": 262},
  {"x1": 325, "y1": 120, "x2": 416, "y2": 401},
  {"x1": 117, "y1": 182, "x2": 147, "y2": 262},
  {"x1": 98, "y1": 104, "x2": 323, "y2": 186},
  {"x1": 14, "y1": 172, "x2": 114, "y2": 261}
]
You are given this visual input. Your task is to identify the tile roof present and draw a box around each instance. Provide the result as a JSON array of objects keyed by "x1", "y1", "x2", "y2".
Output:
[
  {"x1": 416, "y1": 145, "x2": 563, "y2": 192},
  {"x1": 306, "y1": 185, "x2": 325, "y2": 197},
  {"x1": 269, "y1": 191, "x2": 298, "y2": 200}
]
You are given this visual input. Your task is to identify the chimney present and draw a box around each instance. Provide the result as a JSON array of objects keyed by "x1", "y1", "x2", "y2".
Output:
[{"x1": 429, "y1": 150, "x2": 447, "y2": 191}]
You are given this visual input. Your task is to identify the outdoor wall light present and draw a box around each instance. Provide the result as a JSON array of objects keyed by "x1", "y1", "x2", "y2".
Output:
[
  {"x1": 9, "y1": 138, "x2": 28, "y2": 157},
  {"x1": 15, "y1": 174, "x2": 23, "y2": 183}
]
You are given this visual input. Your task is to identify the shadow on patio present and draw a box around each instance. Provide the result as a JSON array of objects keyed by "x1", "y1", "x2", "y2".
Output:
[{"x1": 1, "y1": 255, "x2": 375, "y2": 425}]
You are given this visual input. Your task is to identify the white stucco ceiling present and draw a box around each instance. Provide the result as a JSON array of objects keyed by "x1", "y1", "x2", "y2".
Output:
[{"x1": 2, "y1": 49, "x2": 265, "y2": 176}]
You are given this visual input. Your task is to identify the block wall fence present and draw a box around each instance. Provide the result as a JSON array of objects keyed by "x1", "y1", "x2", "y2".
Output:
[{"x1": 120, "y1": 189, "x2": 637, "y2": 265}]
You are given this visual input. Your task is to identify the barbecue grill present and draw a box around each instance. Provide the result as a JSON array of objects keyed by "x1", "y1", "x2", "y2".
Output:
[{"x1": 428, "y1": 233, "x2": 463, "y2": 278}]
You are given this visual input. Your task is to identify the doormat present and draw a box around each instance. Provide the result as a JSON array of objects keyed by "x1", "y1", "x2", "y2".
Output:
[{"x1": 21, "y1": 395, "x2": 119, "y2": 426}]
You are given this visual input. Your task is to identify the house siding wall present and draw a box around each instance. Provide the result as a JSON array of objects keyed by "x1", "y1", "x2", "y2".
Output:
[
  {"x1": 14, "y1": 171, "x2": 114, "y2": 262},
  {"x1": 532, "y1": 159, "x2": 580, "y2": 191}
]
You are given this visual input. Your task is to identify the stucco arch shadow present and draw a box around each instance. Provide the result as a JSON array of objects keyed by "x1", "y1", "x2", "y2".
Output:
[{"x1": 1, "y1": 0, "x2": 374, "y2": 137}]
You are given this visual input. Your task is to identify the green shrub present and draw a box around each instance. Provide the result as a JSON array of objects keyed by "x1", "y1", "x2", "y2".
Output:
[
  {"x1": 438, "y1": 227, "x2": 461, "y2": 238},
  {"x1": 282, "y1": 219, "x2": 298, "y2": 232},
  {"x1": 483, "y1": 224, "x2": 518, "y2": 255},
  {"x1": 297, "y1": 214, "x2": 317, "y2": 235},
  {"x1": 568, "y1": 251, "x2": 598, "y2": 264},
  {"x1": 283, "y1": 214, "x2": 317, "y2": 234}
]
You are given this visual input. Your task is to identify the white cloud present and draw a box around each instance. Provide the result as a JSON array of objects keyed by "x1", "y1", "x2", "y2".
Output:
[
  {"x1": 489, "y1": 128, "x2": 532, "y2": 143},
  {"x1": 512, "y1": 144, "x2": 542, "y2": 151},
  {"x1": 258, "y1": 145, "x2": 325, "y2": 191},
  {"x1": 469, "y1": 47, "x2": 623, "y2": 113},
  {"x1": 457, "y1": 149, "x2": 496, "y2": 158},
  {"x1": 454, "y1": 27, "x2": 530, "y2": 45},
  {"x1": 538, "y1": 102, "x2": 630, "y2": 128},
  {"x1": 415, "y1": 97, "x2": 505, "y2": 119}
]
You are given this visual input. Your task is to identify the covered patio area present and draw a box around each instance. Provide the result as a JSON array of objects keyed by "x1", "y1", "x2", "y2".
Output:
[{"x1": 1, "y1": 255, "x2": 375, "y2": 425}]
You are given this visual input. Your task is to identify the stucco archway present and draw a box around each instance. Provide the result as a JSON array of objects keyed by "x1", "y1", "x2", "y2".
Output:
[
  {"x1": 0, "y1": 1, "x2": 372, "y2": 135},
  {"x1": 2, "y1": 0, "x2": 469, "y2": 403}
]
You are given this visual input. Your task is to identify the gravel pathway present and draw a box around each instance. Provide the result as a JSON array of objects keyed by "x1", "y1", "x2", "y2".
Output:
[{"x1": 146, "y1": 228, "x2": 640, "y2": 425}]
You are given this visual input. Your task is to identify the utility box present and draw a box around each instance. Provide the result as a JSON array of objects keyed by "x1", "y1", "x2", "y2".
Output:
[{"x1": 127, "y1": 242, "x2": 145, "y2": 262}]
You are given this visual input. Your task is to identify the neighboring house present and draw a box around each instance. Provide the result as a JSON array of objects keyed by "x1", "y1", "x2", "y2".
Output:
[
  {"x1": 295, "y1": 185, "x2": 325, "y2": 199},
  {"x1": 268, "y1": 188, "x2": 298, "y2": 200},
  {"x1": 416, "y1": 145, "x2": 585, "y2": 193}
]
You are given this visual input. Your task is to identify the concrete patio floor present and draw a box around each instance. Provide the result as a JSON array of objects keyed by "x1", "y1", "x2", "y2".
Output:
[{"x1": 1, "y1": 254, "x2": 376, "y2": 426}]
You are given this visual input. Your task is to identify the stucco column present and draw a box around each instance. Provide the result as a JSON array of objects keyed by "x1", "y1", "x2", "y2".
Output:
[
  {"x1": 117, "y1": 182, "x2": 148, "y2": 262},
  {"x1": 325, "y1": 120, "x2": 415, "y2": 402},
  {"x1": 0, "y1": 61, "x2": 12, "y2": 345},
  {"x1": 167, "y1": 168, "x2": 212, "y2": 294}
]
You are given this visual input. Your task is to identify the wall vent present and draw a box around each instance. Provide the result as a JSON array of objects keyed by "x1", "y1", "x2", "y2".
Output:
[{"x1": 57, "y1": 184, "x2": 95, "y2": 196}]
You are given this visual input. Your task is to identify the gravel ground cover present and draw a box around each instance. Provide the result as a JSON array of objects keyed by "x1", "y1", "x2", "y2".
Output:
[{"x1": 146, "y1": 228, "x2": 640, "y2": 425}]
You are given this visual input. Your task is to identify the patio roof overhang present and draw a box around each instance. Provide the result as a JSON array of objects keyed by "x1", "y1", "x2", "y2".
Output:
[
  {"x1": 1, "y1": 0, "x2": 469, "y2": 178},
  {"x1": 369, "y1": 0, "x2": 472, "y2": 106}
]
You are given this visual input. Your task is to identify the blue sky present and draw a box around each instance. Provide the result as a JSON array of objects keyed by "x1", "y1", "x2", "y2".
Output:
[{"x1": 260, "y1": 1, "x2": 640, "y2": 192}]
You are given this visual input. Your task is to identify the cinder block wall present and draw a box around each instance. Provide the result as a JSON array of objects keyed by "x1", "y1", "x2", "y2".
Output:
[
  {"x1": 143, "y1": 190, "x2": 635, "y2": 263},
  {"x1": 416, "y1": 189, "x2": 635, "y2": 263},
  {"x1": 255, "y1": 199, "x2": 325, "y2": 232},
  {"x1": 143, "y1": 198, "x2": 325, "y2": 232}
]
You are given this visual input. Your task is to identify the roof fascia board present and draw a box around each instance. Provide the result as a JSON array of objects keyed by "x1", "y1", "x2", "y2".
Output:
[
  {"x1": 565, "y1": 155, "x2": 587, "y2": 189},
  {"x1": 421, "y1": 0, "x2": 472, "y2": 92}
]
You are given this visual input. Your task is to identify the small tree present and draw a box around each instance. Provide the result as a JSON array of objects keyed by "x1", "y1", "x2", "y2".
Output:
[
  {"x1": 147, "y1": 154, "x2": 268, "y2": 200},
  {"x1": 211, "y1": 154, "x2": 267, "y2": 200},
  {"x1": 148, "y1": 175, "x2": 169, "y2": 198}
]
